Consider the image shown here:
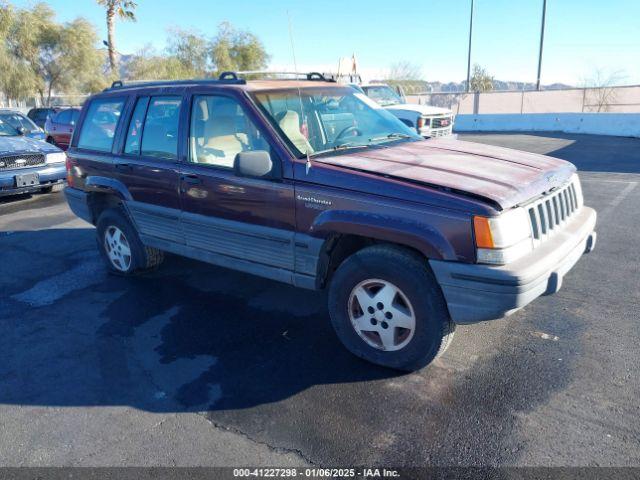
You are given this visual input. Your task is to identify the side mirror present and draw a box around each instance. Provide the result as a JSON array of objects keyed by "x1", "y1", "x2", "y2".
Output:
[
  {"x1": 17, "y1": 126, "x2": 26, "y2": 136},
  {"x1": 234, "y1": 150, "x2": 274, "y2": 179}
]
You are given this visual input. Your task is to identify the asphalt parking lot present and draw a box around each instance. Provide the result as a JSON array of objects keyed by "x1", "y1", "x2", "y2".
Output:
[{"x1": 1, "y1": 132, "x2": 639, "y2": 467}]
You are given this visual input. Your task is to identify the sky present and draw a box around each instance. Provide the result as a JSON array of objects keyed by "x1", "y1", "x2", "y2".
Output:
[{"x1": 11, "y1": 0, "x2": 640, "y2": 86}]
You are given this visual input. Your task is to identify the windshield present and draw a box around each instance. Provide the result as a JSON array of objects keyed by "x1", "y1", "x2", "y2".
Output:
[
  {"x1": 362, "y1": 85, "x2": 403, "y2": 106},
  {"x1": 0, "y1": 112, "x2": 38, "y2": 135},
  {"x1": 253, "y1": 87, "x2": 420, "y2": 157}
]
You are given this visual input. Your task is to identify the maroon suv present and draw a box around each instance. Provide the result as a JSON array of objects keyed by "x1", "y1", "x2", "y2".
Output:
[{"x1": 64, "y1": 73, "x2": 597, "y2": 371}]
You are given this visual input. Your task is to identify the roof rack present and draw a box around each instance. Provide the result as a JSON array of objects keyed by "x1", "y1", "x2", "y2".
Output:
[
  {"x1": 106, "y1": 72, "x2": 246, "y2": 91},
  {"x1": 104, "y1": 71, "x2": 335, "y2": 92},
  {"x1": 234, "y1": 71, "x2": 336, "y2": 82}
]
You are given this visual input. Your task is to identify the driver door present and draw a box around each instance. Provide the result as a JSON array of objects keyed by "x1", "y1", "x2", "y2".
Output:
[{"x1": 178, "y1": 92, "x2": 297, "y2": 276}]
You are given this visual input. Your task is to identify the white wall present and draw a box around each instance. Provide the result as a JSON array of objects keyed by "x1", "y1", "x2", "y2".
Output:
[
  {"x1": 453, "y1": 113, "x2": 640, "y2": 138},
  {"x1": 407, "y1": 85, "x2": 640, "y2": 114}
]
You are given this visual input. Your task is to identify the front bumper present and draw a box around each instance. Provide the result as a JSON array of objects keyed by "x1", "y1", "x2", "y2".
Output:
[
  {"x1": 0, "y1": 163, "x2": 66, "y2": 196},
  {"x1": 419, "y1": 125, "x2": 454, "y2": 138},
  {"x1": 430, "y1": 206, "x2": 597, "y2": 324}
]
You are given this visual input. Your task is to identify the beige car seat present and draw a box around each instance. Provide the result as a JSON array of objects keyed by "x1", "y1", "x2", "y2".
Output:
[
  {"x1": 277, "y1": 110, "x2": 314, "y2": 154},
  {"x1": 195, "y1": 117, "x2": 247, "y2": 167}
]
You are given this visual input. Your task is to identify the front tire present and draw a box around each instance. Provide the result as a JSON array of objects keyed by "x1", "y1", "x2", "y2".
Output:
[
  {"x1": 328, "y1": 244, "x2": 454, "y2": 371},
  {"x1": 96, "y1": 208, "x2": 164, "y2": 275}
]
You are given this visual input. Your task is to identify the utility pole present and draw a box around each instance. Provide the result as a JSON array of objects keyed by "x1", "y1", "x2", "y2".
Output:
[
  {"x1": 536, "y1": 0, "x2": 548, "y2": 91},
  {"x1": 466, "y1": 0, "x2": 474, "y2": 92}
]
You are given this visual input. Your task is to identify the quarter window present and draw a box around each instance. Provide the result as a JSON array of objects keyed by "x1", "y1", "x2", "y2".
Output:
[
  {"x1": 77, "y1": 98, "x2": 125, "y2": 152},
  {"x1": 189, "y1": 95, "x2": 269, "y2": 168},
  {"x1": 124, "y1": 97, "x2": 149, "y2": 155},
  {"x1": 140, "y1": 96, "x2": 182, "y2": 160}
]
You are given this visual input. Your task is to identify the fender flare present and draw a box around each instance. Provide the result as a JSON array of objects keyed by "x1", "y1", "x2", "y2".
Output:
[
  {"x1": 310, "y1": 209, "x2": 457, "y2": 261},
  {"x1": 85, "y1": 176, "x2": 132, "y2": 201}
]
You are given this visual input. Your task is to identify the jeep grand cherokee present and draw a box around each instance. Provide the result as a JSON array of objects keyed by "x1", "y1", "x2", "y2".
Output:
[{"x1": 63, "y1": 72, "x2": 597, "y2": 371}]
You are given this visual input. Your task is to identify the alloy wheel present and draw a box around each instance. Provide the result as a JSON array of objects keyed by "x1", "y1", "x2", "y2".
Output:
[
  {"x1": 104, "y1": 225, "x2": 132, "y2": 272},
  {"x1": 348, "y1": 278, "x2": 416, "y2": 351}
]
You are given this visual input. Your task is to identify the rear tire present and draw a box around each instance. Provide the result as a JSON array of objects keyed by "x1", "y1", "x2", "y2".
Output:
[
  {"x1": 96, "y1": 207, "x2": 164, "y2": 275},
  {"x1": 328, "y1": 244, "x2": 454, "y2": 371}
]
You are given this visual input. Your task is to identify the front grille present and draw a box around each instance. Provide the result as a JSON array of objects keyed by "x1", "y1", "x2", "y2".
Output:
[
  {"x1": 431, "y1": 116, "x2": 452, "y2": 129},
  {"x1": 526, "y1": 177, "x2": 583, "y2": 247},
  {"x1": 0, "y1": 154, "x2": 46, "y2": 171}
]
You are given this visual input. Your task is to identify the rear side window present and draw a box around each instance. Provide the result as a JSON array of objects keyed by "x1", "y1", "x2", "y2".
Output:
[
  {"x1": 140, "y1": 96, "x2": 181, "y2": 160},
  {"x1": 77, "y1": 98, "x2": 125, "y2": 152},
  {"x1": 124, "y1": 97, "x2": 149, "y2": 155},
  {"x1": 55, "y1": 110, "x2": 72, "y2": 124}
]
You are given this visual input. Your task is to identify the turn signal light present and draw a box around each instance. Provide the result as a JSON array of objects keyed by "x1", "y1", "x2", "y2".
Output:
[{"x1": 473, "y1": 216, "x2": 494, "y2": 249}]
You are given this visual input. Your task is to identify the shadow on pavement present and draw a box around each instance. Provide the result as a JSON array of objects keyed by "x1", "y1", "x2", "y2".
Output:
[
  {"x1": 0, "y1": 222, "x2": 580, "y2": 463},
  {"x1": 0, "y1": 228, "x2": 395, "y2": 414},
  {"x1": 460, "y1": 132, "x2": 640, "y2": 174}
]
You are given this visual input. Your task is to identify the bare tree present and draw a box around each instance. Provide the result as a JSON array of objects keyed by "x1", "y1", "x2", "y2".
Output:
[
  {"x1": 468, "y1": 64, "x2": 493, "y2": 92},
  {"x1": 386, "y1": 61, "x2": 423, "y2": 81},
  {"x1": 581, "y1": 68, "x2": 626, "y2": 112}
]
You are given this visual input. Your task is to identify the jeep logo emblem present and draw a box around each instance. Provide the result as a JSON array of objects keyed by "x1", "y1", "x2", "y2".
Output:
[{"x1": 546, "y1": 173, "x2": 559, "y2": 184}]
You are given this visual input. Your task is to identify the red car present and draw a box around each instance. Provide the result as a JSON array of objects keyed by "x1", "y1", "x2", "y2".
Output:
[{"x1": 44, "y1": 108, "x2": 81, "y2": 150}]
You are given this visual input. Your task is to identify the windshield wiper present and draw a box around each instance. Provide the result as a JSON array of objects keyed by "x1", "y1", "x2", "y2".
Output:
[
  {"x1": 310, "y1": 143, "x2": 369, "y2": 157},
  {"x1": 368, "y1": 133, "x2": 413, "y2": 143}
]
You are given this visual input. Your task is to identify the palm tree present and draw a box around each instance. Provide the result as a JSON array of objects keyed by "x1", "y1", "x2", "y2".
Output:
[{"x1": 96, "y1": 0, "x2": 137, "y2": 75}]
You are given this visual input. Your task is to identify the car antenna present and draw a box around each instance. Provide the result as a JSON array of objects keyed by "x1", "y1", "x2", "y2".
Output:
[{"x1": 287, "y1": 11, "x2": 312, "y2": 175}]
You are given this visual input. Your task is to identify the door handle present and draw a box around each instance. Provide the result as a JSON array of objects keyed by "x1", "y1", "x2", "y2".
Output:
[
  {"x1": 181, "y1": 174, "x2": 201, "y2": 185},
  {"x1": 115, "y1": 163, "x2": 132, "y2": 171}
]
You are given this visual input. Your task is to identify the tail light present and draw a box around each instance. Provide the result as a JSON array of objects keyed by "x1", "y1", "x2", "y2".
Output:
[{"x1": 65, "y1": 156, "x2": 74, "y2": 187}]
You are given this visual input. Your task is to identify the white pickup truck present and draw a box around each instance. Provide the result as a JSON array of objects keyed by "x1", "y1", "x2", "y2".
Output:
[{"x1": 355, "y1": 83, "x2": 454, "y2": 138}]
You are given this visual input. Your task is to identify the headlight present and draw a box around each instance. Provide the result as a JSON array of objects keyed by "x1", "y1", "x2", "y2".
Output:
[
  {"x1": 473, "y1": 207, "x2": 533, "y2": 265},
  {"x1": 45, "y1": 152, "x2": 66, "y2": 164}
]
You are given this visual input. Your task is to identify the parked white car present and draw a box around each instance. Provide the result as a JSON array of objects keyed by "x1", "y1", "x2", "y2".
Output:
[{"x1": 355, "y1": 83, "x2": 454, "y2": 138}]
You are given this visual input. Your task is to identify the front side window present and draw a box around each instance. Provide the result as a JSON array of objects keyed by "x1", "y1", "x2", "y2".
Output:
[
  {"x1": 77, "y1": 98, "x2": 125, "y2": 152},
  {"x1": 140, "y1": 96, "x2": 181, "y2": 160},
  {"x1": 189, "y1": 95, "x2": 270, "y2": 168},
  {"x1": 254, "y1": 87, "x2": 419, "y2": 158}
]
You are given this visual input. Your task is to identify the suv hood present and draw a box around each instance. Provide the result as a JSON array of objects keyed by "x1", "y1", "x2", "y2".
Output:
[
  {"x1": 318, "y1": 138, "x2": 576, "y2": 210},
  {"x1": 385, "y1": 104, "x2": 452, "y2": 116},
  {"x1": 0, "y1": 135, "x2": 61, "y2": 155}
]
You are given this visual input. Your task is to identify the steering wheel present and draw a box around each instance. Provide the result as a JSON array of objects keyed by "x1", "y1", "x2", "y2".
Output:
[{"x1": 334, "y1": 125, "x2": 362, "y2": 144}]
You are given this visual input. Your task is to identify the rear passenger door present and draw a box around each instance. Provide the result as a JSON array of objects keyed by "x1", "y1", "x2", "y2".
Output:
[
  {"x1": 114, "y1": 95, "x2": 185, "y2": 245},
  {"x1": 178, "y1": 92, "x2": 297, "y2": 275}
]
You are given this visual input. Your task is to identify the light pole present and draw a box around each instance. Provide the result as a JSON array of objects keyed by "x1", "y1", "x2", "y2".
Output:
[
  {"x1": 536, "y1": 0, "x2": 548, "y2": 91},
  {"x1": 466, "y1": 0, "x2": 474, "y2": 92}
]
